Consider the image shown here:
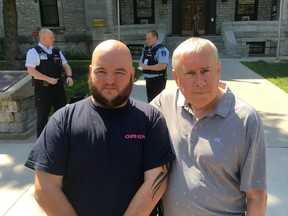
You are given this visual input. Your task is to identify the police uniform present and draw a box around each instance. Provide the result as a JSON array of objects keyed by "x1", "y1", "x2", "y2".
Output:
[
  {"x1": 25, "y1": 43, "x2": 68, "y2": 137},
  {"x1": 140, "y1": 42, "x2": 169, "y2": 102}
]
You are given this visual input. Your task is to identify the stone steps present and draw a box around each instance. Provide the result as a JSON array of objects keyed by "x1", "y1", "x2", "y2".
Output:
[
  {"x1": 165, "y1": 35, "x2": 231, "y2": 58},
  {"x1": 118, "y1": 27, "x2": 242, "y2": 58}
]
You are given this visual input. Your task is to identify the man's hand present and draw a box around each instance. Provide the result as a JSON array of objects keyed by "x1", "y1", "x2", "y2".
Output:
[
  {"x1": 66, "y1": 77, "x2": 74, "y2": 86},
  {"x1": 47, "y1": 77, "x2": 59, "y2": 85}
]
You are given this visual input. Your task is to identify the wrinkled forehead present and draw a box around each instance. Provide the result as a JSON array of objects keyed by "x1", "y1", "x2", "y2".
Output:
[
  {"x1": 175, "y1": 47, "x2": 218, "y2": 70},
  {"x1": 92, "y1": 49, "x2": 133, "y2": 69},
  {"x1": 146, "y1": 32, "x2": 156, "y2": 39}
]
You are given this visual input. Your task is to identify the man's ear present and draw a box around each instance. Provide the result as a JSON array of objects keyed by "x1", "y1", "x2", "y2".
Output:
[
  {"x1": 172, "y1": 69, "x2": 179, "y2": 86},
  {"x1": 217, "y1": 61, "x2": 222, "y2": 76},
  {"x1": 131, "y1": 66, "x2": 135, "y2": 79},
  {"x1": 89, "y1": 65, "x2": 92, "y2": 73}
]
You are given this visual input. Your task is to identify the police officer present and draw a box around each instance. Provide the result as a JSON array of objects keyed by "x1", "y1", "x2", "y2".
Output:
[
  {"x1": 25, "y1": 28, "x2": 73, "y2": 137},
  {"x1": 139, "y1": 30, "x2": 169, "y2": 102}
]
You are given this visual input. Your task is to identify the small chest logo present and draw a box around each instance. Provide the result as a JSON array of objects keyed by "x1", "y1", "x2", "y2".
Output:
[{"x1": 125, "y1": 134, "x2": 146, "y2": 139}]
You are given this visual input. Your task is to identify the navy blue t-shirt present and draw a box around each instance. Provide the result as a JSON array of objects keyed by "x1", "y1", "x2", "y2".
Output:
[{"x1": 25, "y1": 97, "x2": 175, "y2": 216}]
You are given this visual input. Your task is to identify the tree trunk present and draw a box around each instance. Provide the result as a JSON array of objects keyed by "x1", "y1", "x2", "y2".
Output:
[{"x1": 3, "y1": 0, "x2": 22, "y2": 70}]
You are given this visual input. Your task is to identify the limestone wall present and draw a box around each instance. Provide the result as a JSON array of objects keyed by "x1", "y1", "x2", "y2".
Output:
[
  {"x1": 222, "y1": 21, "x2": 288, "y2": 56},
  {"x1": 0, "y1": 73, "x2": 36, "y2": 139},
  {"x1": 0, "y1": 0, "x2": 89, "y2": 55}
]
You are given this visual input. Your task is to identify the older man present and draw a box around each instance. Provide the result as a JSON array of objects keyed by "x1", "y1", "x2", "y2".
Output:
[{"x1": 151, "y1": 37, "x2": 267, "y2": 216}]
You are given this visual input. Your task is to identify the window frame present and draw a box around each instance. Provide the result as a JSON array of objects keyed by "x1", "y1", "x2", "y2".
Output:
[
  {"x1": 235, "y1": 0, "x2": 258, "y2": 21},
  {"x1": 39, "y1": 0, "x2": 60, "y2": 27},
  {"x1": 133, "y1": 0, "x2": 155, "y2": 24}
]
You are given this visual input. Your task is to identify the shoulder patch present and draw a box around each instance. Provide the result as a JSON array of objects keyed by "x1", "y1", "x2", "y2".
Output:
[{"x1": 161, "y1": 50, "x2": 167, "y2": 57}]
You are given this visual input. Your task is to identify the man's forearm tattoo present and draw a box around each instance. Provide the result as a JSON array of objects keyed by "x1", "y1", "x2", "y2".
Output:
[{"x1": 151, "y1": 163, "x2": 171, "y2": 199}]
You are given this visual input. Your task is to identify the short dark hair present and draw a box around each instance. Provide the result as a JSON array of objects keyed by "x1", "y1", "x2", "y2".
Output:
[{"x1": 147, "y1": 30, "x2": 158, "y2": 38}]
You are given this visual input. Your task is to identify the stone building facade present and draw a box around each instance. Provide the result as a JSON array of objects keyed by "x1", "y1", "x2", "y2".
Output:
[{"x1": 0, "y1": 0, "x2": 287, "y2": 57}]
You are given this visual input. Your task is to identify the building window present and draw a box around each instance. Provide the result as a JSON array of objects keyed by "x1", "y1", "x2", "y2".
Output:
[
  {"x1": 247, "y1": 42, "x2": 265, "y2": 55},
  {"x1": 235, "y1": 0, "x2": 258, "y2": 21},
  {"x1": 39, "y1": 0, "x2": 59, "y2": 27},
  {"x1": 134, "y1": 0, "x2": 155, "y2": 24},
  {"x1": 271, "y1": 0, "x2": 277, "y2": 19}
]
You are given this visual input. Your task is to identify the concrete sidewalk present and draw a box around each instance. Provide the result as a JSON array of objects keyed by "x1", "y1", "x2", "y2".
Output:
[{"x1": 1, "y1": 57, "x2": 288, "y2": 215}]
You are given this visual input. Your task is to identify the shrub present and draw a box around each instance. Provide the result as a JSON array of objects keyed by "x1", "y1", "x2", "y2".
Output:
[{"x1": 63, "y1": 50, "x2": 92, "y2": 60}]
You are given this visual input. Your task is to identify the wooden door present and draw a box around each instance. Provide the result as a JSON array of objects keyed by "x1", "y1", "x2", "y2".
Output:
[{"x1": 181, "y1": 0, "x2": 206, "y2": 35}]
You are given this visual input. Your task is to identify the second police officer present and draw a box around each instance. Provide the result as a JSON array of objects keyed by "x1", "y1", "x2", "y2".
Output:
[{"x1": 139, "y1": 30, "x2": 169, "y2": 102}]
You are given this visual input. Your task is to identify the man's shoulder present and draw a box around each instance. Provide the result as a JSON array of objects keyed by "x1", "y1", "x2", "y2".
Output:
[
  {"x1": 154, "y1": 44, "x2": 169, "y2": 58},
  {"x1": 154, "y1": 43, "x2": 167, "y2": 50},
  {"x1": 32, "y1": 45, "x2": 43, "y2": 52},
  {"x1": 151, "y1": 88, "x2": 179, "y2": 109},
  {"x1": 54, "y1": 97, "x2": 90, "y2": 118},
  {"x1": 160, "y1": 88, "x2": 178, "y2": 97},
  {"x1": 234, "y1": 95, "x2": 259, "y2": 117},
  {"x1": 26, "y1": 46, "x2": 38, "y2": 53},
  {"x1": 129, "y1": 98, "x2": 164, "y2": 116},
  {"x1": 130, "y1": 97, "x2": 155, "y2": 110}
]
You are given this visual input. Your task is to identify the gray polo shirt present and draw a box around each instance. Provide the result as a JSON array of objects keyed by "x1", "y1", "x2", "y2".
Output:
[{"x1": 151, "y1": 84, "x2": 266, "y2": 216}]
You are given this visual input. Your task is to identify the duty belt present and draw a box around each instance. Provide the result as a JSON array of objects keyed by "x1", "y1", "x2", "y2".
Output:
[{"x1": 34, "y1": 79, "x2": 63, "y2": 87}]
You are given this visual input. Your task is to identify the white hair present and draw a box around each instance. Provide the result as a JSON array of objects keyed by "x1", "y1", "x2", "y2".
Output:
[{"x1": 172, "y1": 37, "x2": 219, "y2": 71}]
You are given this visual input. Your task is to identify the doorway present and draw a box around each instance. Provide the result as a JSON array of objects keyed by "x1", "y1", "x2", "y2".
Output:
[{"x1": 181, "y1": 0, "x2": 206, "y2": 35}]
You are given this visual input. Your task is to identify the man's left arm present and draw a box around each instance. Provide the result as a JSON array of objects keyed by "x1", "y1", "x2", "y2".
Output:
[
  {"x1": 124, "y1": 163, "x2": 170, "y2": 216},
  {"x1": 59, "y1": 51, "x2": 73, "y2": 86},
  {"x1": 62, "y1": 63, "x2": 73, "y2": 86},
  {"x1": 141, "y1": 63, "x2": 167, "y2": 71},
  {"x1": 246, "y1": 189, "x2": 267, "y2": 216}
]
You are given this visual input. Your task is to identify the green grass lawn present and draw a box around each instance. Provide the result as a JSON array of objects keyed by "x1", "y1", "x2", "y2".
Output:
[
  {"x1": 0, "y1": 61, "x2": 5, "y2": 70},
  {"x1": 241, "y1": 60, "x2": 288, "y2": 93}
]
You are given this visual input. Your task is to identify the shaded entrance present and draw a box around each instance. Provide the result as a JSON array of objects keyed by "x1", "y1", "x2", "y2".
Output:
[
  {"x1": 172, "y1": 0, "x2": 216, "y2": 36},
  {"x1": 181, "y1": 0, "x2": 206, "y2": 35}
]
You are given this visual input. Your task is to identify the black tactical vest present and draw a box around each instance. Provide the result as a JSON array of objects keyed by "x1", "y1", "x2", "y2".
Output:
[
  {"x1": 142, "y1": 44, "x2": 167, "y2": 75},
  {"x1": 34, "y1": 46, "x2": 62, "y2": 79}
]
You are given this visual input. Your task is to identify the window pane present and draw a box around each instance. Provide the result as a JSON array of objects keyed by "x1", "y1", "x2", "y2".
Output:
[
  {"x1": 137, "y1": 9, "x2": 152, "y2": 17},
  {"x1": 42, "y1": 7, "x2": 59, "y2": 26},
  {"x1": 238, "y1": 5, "x2": 254, "y2": 14},
  {"x1": 40, "y1": 0, "x2": 59, "y2": 26},
  {"x1": 41, "y1": 0, "x2": 57, "y2": 6},
  {"x1": 239, "y1": 0, "x2": 255, "y2": 4},
  {"x1": 137, "y1": 0, "x2": 151, "y2": 8}
]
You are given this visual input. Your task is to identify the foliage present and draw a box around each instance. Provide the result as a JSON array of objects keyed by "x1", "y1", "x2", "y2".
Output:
[
  {"x1": 65, "y1": 71, "x2": 89, "y2": 102},
  {"x1": 0, "y1": 39, "x2": 4, "y2": 60},
  {"x1": 0, "y1": 61, "x2": 5, "y2": 70},
  {"x1": 241, "y1": 60, "x2": 288, "y2": 93},
  {"x1": 63, "y1": 50, "x2": 92, "y2": 60},
  {"x1": 3, "y1": 0, "x2": 22, "y2": 69}
]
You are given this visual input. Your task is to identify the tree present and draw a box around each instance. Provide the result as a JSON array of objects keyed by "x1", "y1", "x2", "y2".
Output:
[{"x1": 3, "y1": 0, "x2": 22, "y2": 70}]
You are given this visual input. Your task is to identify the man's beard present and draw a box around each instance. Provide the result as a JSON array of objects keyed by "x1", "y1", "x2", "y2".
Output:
[{"x1": 89, "y1": 75, "x2": 133, "y2": 108}]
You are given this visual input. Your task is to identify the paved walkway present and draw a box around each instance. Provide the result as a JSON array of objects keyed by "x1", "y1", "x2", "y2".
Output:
[{"x1": 1, "y1": 57, "x2": 288, "y2": 215}]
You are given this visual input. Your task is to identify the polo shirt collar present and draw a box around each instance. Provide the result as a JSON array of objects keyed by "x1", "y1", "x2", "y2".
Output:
[
  {"x1": 151, "y1": 41, "x2": 160, "y2": 49},
  {"x1": 38, "y1": 42, "x2": 53, "y2": 53}
]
